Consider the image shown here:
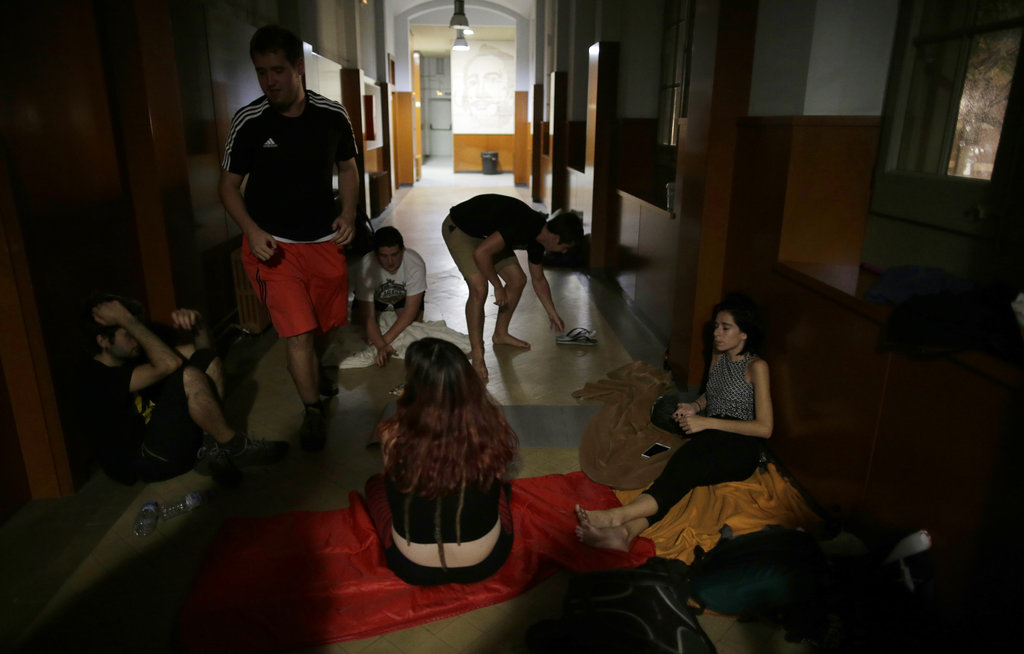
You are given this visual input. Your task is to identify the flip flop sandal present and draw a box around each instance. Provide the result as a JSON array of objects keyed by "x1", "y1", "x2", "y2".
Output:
[{"x1": 556, "y1": 327, "x2": 598, "y2": 345}]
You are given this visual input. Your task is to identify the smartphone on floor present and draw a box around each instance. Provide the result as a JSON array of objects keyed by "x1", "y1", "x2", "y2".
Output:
[{"x1": 641, "y1": 442, "x2": 671, "y2": 458}]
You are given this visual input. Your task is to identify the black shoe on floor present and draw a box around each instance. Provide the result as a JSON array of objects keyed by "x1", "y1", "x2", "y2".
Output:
[
  {"x1": 300, "y1": 406, "x2": 326, "y2": 452},
  {"x1": 228, "y1": 434, "x2": 289, "y2": 467},
  {"x1": 195, "y1": 446, "x2": 242, "y2": 488},
  {"x1": 318, "y1": 373, "x2": 339, "y2": 400}
]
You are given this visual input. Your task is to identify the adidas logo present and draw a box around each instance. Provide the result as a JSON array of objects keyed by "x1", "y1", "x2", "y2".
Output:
[{"x1": 262, "y1": 138, "x2": 278, "y2": 148}]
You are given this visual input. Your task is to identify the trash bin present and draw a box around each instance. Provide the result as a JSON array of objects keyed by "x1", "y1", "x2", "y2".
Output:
[{"x1": 481, "y1": 151, "x2": 499, "y2": 174}]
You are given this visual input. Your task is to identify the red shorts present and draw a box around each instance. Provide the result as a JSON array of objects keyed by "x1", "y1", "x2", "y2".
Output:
[{"x1": 241, "y1": 237, "x2": 349, "y2": 337}]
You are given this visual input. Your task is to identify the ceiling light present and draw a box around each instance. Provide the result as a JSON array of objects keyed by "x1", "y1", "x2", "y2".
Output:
[
  {"x1": 449, "y1": 0, "x2": 469, "y2": 30},
  {"x1": 452, "y1": 28, "x2": 470, "y2": 51}
]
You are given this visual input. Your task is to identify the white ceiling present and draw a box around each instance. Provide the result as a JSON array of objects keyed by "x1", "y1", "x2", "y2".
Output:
[
  {"x1": 398, "y1": 1, "x2": 531, "y2": 57},
  {"x1": 410, "y1": 24, "x2": 516, "y2": 57},
  {"x1": 391, "y1": 0, "x2": 534, "y2": 19}
]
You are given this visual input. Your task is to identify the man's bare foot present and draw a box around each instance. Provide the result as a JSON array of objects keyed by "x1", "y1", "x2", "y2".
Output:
[
  {"x1": 575, "y1": 504, "x2": 617, "y2": 528},
  {"x1": 575, "y1": 522, "x2": 632, "y2": 552},
  {"x1": 493, "y1": 333, "x2": 531, "y2": 349},
  {"x1": 472, "y1": 359, "x2": 489, "y2": 381}
]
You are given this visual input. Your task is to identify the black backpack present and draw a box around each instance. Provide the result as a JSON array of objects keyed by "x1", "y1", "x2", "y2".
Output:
[
  {"x1": 526, "y1": 559, "x2": 716, "y2": 654},
  {"x1": 882, "y1": 283, "x2": 1024, "y2": 367},
  {"x1": 686, "y1": 526, "x2": 826, "y2": 620}
]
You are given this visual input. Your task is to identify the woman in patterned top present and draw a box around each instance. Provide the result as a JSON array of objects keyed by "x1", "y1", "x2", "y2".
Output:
[{"x1": 575, "y1": 293, "x2": 773, "y2": 551}]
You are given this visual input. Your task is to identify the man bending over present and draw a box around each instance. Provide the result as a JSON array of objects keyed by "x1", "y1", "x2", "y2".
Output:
[{"x1": 442, "y1": 194, "x2": 583, "y2": 380}]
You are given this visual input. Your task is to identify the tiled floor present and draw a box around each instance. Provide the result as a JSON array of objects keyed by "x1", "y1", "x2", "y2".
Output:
[{"x1": 1, "y1": 158, "x2": 818, "y2": 653}]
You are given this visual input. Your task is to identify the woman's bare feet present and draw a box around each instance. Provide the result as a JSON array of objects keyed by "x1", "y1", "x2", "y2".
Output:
[
  {"x1": 492, "y1": 332, "x2": 531, "y2": 349},
  {"x1": 574, "y1": 522, "x2": 632, "y2": 552},
  {"x1": 574, "y1": 504, "x2": 618, "y2": 528}
]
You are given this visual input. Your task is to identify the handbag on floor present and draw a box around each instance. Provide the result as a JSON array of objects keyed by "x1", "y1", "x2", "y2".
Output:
[{"x1": 526, "y1": 559, "x2": 716, "y2": 654}]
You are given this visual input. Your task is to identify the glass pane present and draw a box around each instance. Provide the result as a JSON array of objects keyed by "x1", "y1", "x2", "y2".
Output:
[
  {"x1": 661, "y1": 24, "x2": 679, "y2": 85},
  {"x1": 947, "y1": 27, "x2": 1021, "y2": 179},
  {"x1": 658, "y1": 87, "x2": 679, "y2": 146},
  {"x1": 897, "y1": 39, "x2": 962, "y2": 172},
  {"x1": 663, "y1": 0, "x2": 680, "y2": 25},
  {"x1": 675, "y1": 24, "x2": 688, "y2": 86},
  {"x1": 919, "y1": 0, "x2": 971, "y2": 37},
  {"x1": 976, "y1": 0, "x2": 1024, "y2": 24}
]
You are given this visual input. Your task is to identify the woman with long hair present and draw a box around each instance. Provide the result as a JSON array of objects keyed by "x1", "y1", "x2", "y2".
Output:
[
  {"x1": 575, "y1": 293, "x2": 773, "y2": 551},
  {"x1": 365, "y1": 337, "x2": 519, "y2": 585}
]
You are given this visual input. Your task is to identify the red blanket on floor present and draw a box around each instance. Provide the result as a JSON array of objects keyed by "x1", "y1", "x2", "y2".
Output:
[{"x1": 177, "y1": 472, "x2": 653, "y2": 652}]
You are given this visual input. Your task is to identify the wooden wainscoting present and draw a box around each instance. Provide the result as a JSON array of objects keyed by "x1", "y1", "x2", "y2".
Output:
[
  {"x1": 616, "y1": 191, "x2": 677, "y2": 341},
  {"x1": 514, "y1": 91, "x2": 530, "y2": 185},
  {"x1": 531, "y1": 84, "x2": 544, "y2": 202},
  {"x1": 452, "y1": 134, "x2": 516, "y2": 173},
  {"x1": 713, "y1": 114, "x2": 1024, "y2": 625},
  {"x1": 393, "y1": 92, "x2": 415, "y2": 186}
]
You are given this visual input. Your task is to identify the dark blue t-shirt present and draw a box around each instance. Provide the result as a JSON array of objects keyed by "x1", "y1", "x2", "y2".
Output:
[
  {"x1": 449, "y1": 194, "x2": 547, "y2": 265},
  {"x1": 222, "y1": 91, "x2": 358, "y2": 241}
]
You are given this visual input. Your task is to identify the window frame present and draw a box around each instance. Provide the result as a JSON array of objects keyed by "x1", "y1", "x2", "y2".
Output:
[{"x1": 871, "y1": 0, "x2": 1024, "y2": 239}]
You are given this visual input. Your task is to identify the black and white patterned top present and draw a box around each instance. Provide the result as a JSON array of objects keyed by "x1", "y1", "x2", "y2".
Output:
[{"x1": 705, "y1": 353, "x2": 757, "y2": 420}]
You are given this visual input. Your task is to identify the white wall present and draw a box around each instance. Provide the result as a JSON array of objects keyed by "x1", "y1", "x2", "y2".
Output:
[
  {"x1": 567, "y1": 0, "x2": 595, "y2": 122},
  {"x1": 749, "y1": 0, "x2": 898, "y2": 116},
  {"x1": 748, "y1": 0, "x2": 815, "y2": 116},
  {"x1": 616, "y1": 0, "x2": 663, "y2": 118},
  {"x1": 393, "y1": 0, "x2": 530, "y2": 92},
  {"x1": 359, "y1": 0, "x2": 378, "y2": 79},
  {"x1": 804, "y1": 0, "x2": 898, "y2": 115}
]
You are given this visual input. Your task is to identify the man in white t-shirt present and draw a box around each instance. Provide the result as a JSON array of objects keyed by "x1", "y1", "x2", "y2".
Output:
[{"x1": 356, "y1": 227, "x2": 427, "y2": 366}]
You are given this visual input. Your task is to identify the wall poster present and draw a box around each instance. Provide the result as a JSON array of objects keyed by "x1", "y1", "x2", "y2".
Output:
[{"x1": 451, "y1": 41, "x2": 516, "y2": 134}]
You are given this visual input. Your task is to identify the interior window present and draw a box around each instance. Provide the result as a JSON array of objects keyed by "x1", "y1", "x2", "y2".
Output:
[
  {"x1": 872, "y1": 0, "x2": 1023, "y2": 237},
  {"x1": 946, "y1": 26, "x2": 1020, "y2": 179},
  {"x1": 657, "y1": 0, "x2": 695, "y2": 147}
]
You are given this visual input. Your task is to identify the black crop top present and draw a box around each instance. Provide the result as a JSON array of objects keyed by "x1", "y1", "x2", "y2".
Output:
[{"x1": 385, "y1": 475, "x2": 501, "y2": 544}]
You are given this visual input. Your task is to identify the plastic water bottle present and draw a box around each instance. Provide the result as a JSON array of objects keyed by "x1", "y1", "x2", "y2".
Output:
[
  {"x1": 133, "y1": 501, "x2": 159, "y2": 537},
  {"x1": 884, "y1": 529, "x2": 932, "y2": 592},
  {"x1": 159, "y1": 491, "x2": 206, "y2": 521},
  {"x1": 883, "y1": 529, "x2": 932, "y2": 564}
]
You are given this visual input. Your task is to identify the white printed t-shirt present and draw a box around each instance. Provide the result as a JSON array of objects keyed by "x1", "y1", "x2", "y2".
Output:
[{"x1": 356, "y1": 248, "x2": 427, "y2": 311}]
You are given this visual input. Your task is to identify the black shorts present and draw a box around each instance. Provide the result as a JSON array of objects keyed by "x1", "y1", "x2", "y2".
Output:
[{"x1": 134, "y1": 348, "x2": 217, "y2": 482}]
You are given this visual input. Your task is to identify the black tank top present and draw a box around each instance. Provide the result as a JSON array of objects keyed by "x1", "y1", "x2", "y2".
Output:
[{"x1": 385, "y1": 476, "x2": 500, "y2": 544}]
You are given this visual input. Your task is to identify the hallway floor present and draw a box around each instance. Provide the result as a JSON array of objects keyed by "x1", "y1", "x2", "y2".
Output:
[{"x1": 1, "y1": 157, "x2": 817, "y2": 653}]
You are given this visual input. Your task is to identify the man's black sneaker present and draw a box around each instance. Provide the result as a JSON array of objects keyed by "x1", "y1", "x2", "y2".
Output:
[
  {"x1": 194, "y1": 446, "x2": 242, "y2": 488},
  {"x1": 300, "y1": 406, "x2": 326, "y2": 452},
  {"x1": 318, "y1": 374, "x2": 339, "y2": 400},
  {"x1": 229, "y1": 434, "x2": 289, "y2": 467}
]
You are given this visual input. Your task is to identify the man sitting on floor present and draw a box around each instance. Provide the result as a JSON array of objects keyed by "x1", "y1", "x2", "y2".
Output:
[
  {"x1": 77, "y1": 294, "x2": 288, "y2": 486},
  {"x1": 322, "y1": 227, "x2": 470, "y2": 369},
  {"x1": 355, "y1": 226, "x2": 427, "y2": 367}
]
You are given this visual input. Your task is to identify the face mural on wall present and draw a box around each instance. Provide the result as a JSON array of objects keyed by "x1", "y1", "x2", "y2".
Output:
[{"x1": 451, "y1": 42, "x2": 515, "y2": 134}]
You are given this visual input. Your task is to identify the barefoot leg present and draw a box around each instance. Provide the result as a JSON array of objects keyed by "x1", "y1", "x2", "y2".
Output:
[
  {"x1": 575, "y1": 494, "x2": 660, "y2": 529},
  {"x1": 575, "y1": 516, "x2": 650, "y2": 552},
  {"x1": 492, "y1": 263, "x2": 530, "y2": 349},
  {"x1": 575, "y1": 504, "x2": 619, "y2": 529},
  {"x1": 493, "y1": 333, "x2": 531, "y2": 348},
  {"x1": 575, "y1": 522, "x2": 630, "y2": 552},
  {"x1": 472, "y1": 356, "x2": 489, "y2": 382},
  {"x1": 574, "y1": 504, "x2": 589, "y2": 524},
  {"x1": 466, "y1": 274, "x2": 489, "y2": 381}
]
